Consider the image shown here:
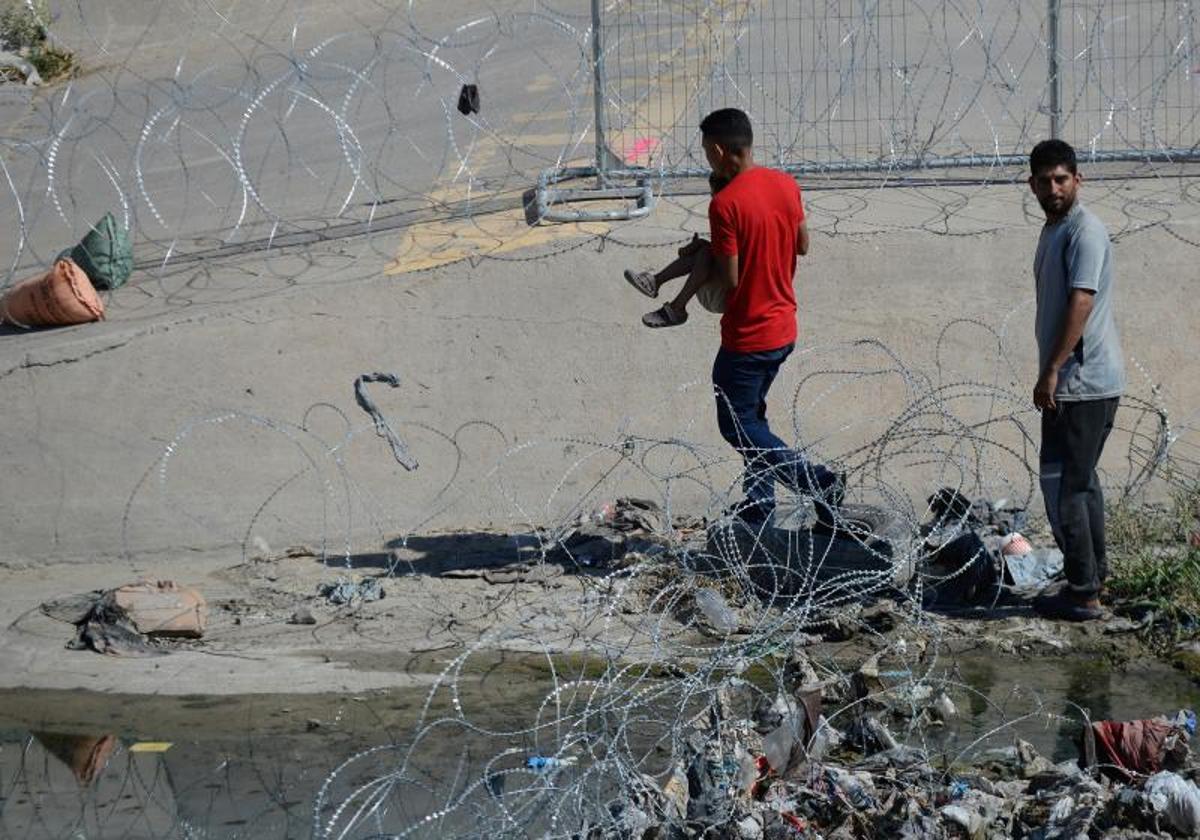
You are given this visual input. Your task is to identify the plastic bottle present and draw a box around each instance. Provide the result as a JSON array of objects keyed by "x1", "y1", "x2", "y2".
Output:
[
  {"x1": 694, "y1": 589, "x2": 738, "y2": 635},
  {"x1": 526, "y1": 755, "x2": 576, "y2": 772}
]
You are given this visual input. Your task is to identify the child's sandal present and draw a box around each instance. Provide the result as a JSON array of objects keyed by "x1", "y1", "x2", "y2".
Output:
[
  {"x1": 642, "y1": 304, "x2": 688, "y2": 328},
  {"x1": 624, "y1": 269, "x2": 659, "y2": 298}
]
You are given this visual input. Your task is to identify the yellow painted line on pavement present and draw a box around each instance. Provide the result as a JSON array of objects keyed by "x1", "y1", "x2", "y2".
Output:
[
  {"x1": 390, "y1": 110, "x2": 609, "y2": 274},
  {"x1": 386, "y1": 210, "x2": 608, "y2": 274}
]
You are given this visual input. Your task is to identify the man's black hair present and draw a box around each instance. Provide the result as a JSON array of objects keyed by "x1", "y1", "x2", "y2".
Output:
[
  {"x1": 699, "y1": 108, "x2": 753, "y2": 153},
  {"x1": 1029, "y1": 139, "x2": 1078, "y2": 175}
]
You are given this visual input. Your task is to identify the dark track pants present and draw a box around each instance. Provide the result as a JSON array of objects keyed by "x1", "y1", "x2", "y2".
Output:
[{"x1": 1039, "y1": 398, "x2": 1119, "y2": 599}]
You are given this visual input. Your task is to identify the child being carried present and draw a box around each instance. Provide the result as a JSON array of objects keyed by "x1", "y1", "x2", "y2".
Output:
[{"x1": 623, "y1": 173, "x2": 730, "y2": 328}]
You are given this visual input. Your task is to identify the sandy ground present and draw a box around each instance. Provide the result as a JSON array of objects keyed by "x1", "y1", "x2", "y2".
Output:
[{"x1": 0, "y1": 524, "x2": 1178, "y2": 699}]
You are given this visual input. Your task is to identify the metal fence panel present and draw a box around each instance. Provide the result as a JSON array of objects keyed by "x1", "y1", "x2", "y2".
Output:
[{"x1": 590, "y1": 0, "x2": 1198, "y2": 175}]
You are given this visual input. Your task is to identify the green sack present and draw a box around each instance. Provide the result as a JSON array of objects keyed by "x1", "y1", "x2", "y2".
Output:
[{"x1": 62, "y1": 212, "x2": 133, "y2": 290}]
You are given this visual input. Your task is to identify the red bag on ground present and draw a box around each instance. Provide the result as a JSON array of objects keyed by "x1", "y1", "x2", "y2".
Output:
[{"x1": 1, "y1": 258, "x2": 104, "y2": 326}]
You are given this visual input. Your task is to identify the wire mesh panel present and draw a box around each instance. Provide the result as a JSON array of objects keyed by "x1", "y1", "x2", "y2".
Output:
[
  {"x1": 594, "y1": 0, "x2": 1198, "y2": 176},
  {"x1": 1057, "y1": 0, "x2": 1199, "y2": 157}
]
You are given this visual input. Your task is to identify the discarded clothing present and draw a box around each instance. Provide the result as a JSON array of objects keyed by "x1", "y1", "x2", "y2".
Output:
[
  {"x1": 557, "y1": 497, "x2": 668, "y2": 568},
  {"x1": 1004, "y1": 547, "x2": 1064, "y2": 588},
  {"x1": 456, "y1": 83, "x2": 480, "y2": 114},
  {"x1": 927, "y1": 487, "x2": 974, "y2": 523},
  {"x1": 353, "y1": 373, "x2": 418, "y2": 470},
  {"x1": 42, "y1": 589, "x2": 164, "y2": 657},
  {"x1": 1081, "y1": 717, "x2": 1190, "y2": 780},
  {"x1": 921, "y1": 531, "x2": 1002, "y2": 608},
  {"x1": 592, "y1": 497, "x2": 665, "y2": 534}
]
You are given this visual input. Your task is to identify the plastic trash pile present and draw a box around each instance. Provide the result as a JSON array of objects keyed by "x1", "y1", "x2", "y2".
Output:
[{"x1": 578, "y1": 650, "x2": 1200, "y2": 838}]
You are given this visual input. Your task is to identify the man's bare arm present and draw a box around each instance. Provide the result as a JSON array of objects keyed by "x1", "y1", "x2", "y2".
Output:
[
  {"x1": 796, "y1": 221, "x2": 809, "y2": 256},
  {"x1": 713, "y1": 252, "x2": 739, "y2": 291},
  {"x1": 1033, "y1": 288, "x2": 1095, "y2": 410}
]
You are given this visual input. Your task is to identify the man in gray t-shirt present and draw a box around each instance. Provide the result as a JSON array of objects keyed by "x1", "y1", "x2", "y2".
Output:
[{"x1": 1028, "y1": 139, "x2": 1124, "y2": 622}]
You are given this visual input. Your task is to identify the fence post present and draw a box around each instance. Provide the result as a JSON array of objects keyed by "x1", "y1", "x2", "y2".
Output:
[
  {"x1": 590, "y1": 0, "x2": 611, "y2": 185},
  {"x1": 1047, "y1": 0, "x2": 1061, "y2": 138}
]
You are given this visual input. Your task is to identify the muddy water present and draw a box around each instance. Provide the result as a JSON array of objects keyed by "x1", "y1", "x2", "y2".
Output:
[
  {"x1": 0, "y1": 653, "x2": 1196, "y2": 838},
  {"x1": 929, "y1": 652, "x2": 1200, "y2": 764}
]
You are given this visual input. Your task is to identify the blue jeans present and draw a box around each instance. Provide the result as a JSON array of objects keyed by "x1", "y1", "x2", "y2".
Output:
[{"x1": 712, "y1": 343, "x2": 837, "y2": 512}]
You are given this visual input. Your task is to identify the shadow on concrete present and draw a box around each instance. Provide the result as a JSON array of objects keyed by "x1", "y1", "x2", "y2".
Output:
[
  {"x1": 0, "y1": 323, "x2": 63, "y2": 337},
  {"x1": 334, "y1": 531, "x2": 546, "y2": 577}
]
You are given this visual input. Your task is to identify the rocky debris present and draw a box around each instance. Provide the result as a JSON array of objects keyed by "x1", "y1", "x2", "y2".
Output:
[
  {"x1": 317, "y1": 577, "x2": 384, "y2": 606},
  {"x1": 288, "y1": 607, "x2": 317, "y2": 625}
]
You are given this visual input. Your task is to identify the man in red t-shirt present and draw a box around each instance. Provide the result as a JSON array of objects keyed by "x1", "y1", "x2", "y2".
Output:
[{"x1": 699, "y1": 108, "x2": 843, "y2": 525}]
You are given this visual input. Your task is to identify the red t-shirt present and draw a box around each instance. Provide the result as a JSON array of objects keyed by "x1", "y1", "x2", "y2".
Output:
[{"x1": 708, "y1": 167, "x2": 805, "y2": 353}]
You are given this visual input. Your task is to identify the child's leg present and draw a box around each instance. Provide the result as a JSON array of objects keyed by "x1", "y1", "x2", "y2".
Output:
[
  {"x1": 667, "y1": 247, "x2": 714, "y2": 312},
  {"x1": 641, "y1": 248, "x2": 714, "y2": 329},
  {"x1": 625, "y1": 252, "x2": 694, "y2": 299},
  {"x1": 653, "y1": 252, "x2": 695, "y2": 288}
]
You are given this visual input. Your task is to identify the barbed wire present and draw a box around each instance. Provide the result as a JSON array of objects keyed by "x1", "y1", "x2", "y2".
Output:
[
  {"x1": 98, "y1": 317, "x2": 1191, "y2": 837},
  {"x1": 1, "y1": 1, "x2": 1198, "y2": 295},
  {"x1": 3, "y1": 3, "x2": 1200, "y2": 837}
]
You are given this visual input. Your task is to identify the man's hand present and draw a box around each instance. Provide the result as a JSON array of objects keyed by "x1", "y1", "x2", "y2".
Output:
[
  {"x1": 678, "y1": 234, "x2": 708, "y2": 258},
  {"x1": 1034, "y1": 368, "x2": 1058, "y2": 411},
  {"x1": 1035, "y1": 289, "x2": 1093, "y2": 412},
  {"x1": 796, "y1": 220, "x2": 809, "y2": 256}
]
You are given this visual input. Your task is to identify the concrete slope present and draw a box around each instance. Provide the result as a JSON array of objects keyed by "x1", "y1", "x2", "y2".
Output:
[{"x1": 2, "y1": 181, "x2": 1197, "y2": 568}]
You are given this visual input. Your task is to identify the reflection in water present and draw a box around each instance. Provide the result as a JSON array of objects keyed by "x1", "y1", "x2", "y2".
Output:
[
  {"x1": 32, "y1": 732, "x2": 116, "y2": 785},
  {"x1": 0, "y1": 655, "x2": 1196, "y2": 838},
  {"x1": 0, "y1": 731, "x2": 315, "y2": 837},
  {"x1": 951, "y1": 653, "x2": 1197, "y2": 763},
  {"x1": 959, "y1": 655, "x2": 997, "y2": 722},
  {"x1": 1053, "y1": 659, "x2": 1114, "y2": 762}
]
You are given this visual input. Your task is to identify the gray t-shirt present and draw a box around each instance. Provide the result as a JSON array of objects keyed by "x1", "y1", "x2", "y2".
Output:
[{"x1": 1034, "y1": 202, "x2": 1125, "y2": 401}]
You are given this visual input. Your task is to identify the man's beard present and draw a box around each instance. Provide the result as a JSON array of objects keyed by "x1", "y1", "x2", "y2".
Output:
[{"x1": 1040, "y1": 195, "x2": 1071, "y2": 217}]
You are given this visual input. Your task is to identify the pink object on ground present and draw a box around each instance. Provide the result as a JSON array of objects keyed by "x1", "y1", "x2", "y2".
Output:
[
  {"x1": 1001, "y1": 532, "x2": 1033, "y2": 556},
  {"x1": 627, "y1": 136, "x2": 658, "y2": 163}
]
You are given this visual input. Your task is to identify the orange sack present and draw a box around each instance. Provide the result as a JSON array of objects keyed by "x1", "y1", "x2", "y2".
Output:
[{"x1": 1, "y1": 258, "x2": 105, "y2": 326}]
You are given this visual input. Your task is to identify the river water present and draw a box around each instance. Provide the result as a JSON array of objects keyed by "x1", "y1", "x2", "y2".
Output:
[{"x1": 1, "y1": 652, "x2": 1196, "y2": 838}]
